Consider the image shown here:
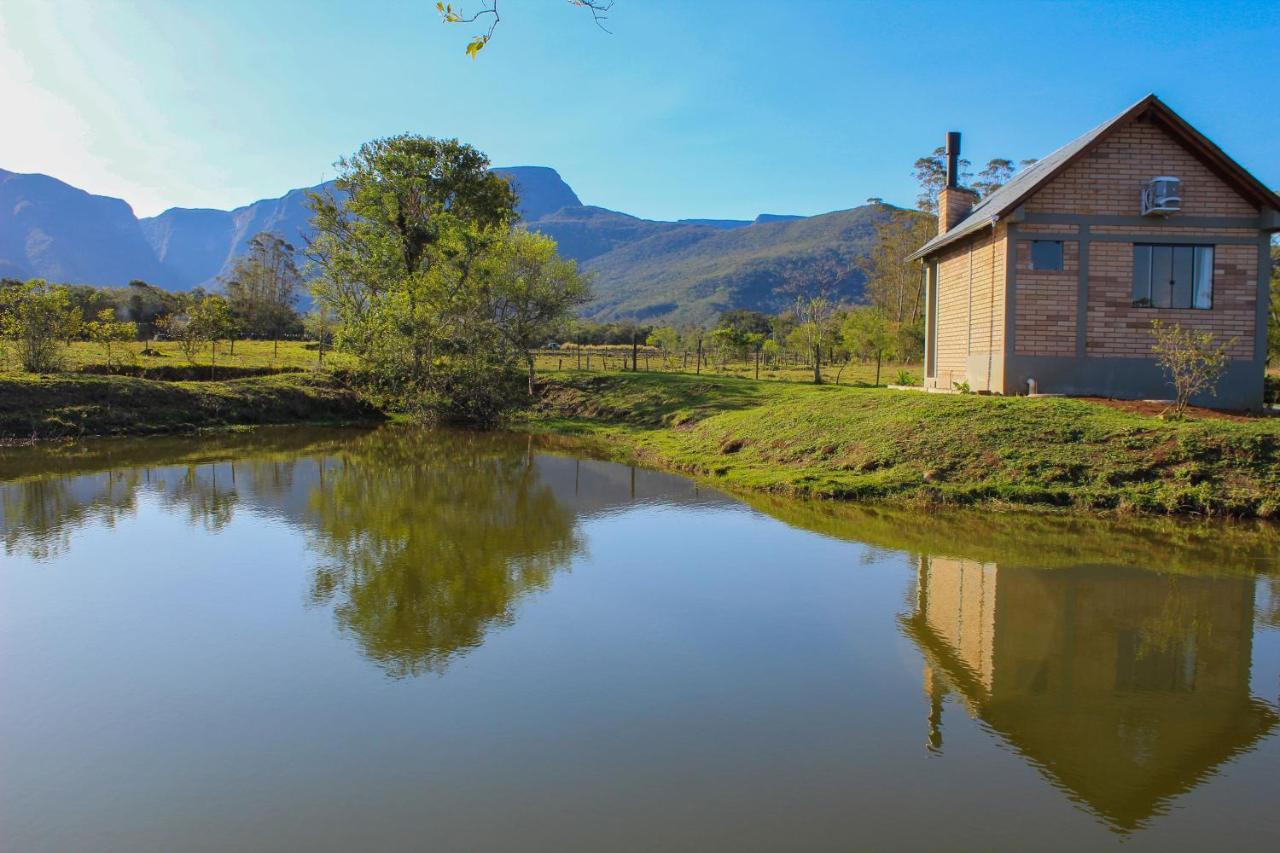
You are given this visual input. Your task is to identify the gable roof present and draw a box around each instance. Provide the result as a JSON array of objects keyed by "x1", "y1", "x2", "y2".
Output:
[{"x1": 908, "y1": 94, "x2": 1280, "y2": 261}]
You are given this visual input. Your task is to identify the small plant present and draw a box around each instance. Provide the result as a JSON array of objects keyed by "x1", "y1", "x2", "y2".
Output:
[
  {"x1": 894, "y1": 369, "x2": 916, "y2": 386},
  {"x1": 952, "y1": 379, "x2": 971, "y2": 394},
  {"x1": 85, "y1": 308, "x2": 138, "y2": 373},
  {"x1": 1150, "y1": 320, "x2": 1232, "y2": 416}
]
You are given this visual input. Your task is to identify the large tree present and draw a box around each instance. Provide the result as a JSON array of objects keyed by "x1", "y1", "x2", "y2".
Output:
[
  {"x1": 307, "y1": 135, "x2": 516, "y2": 381},
  {"x1": 859, "y1": 209, "x2": 935, "y2": 327}
]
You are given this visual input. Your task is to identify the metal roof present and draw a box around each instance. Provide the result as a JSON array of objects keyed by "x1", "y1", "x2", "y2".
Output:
[{"x1": 907, "y1": 94, "x2": 1280, "y2": 261}]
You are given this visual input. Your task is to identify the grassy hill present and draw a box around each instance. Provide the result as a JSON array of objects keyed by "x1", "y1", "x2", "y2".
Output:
[{"x1": 577, "y1": 204, "x2": 894, "y2": 326}]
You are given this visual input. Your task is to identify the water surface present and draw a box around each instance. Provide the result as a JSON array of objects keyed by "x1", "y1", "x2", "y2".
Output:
[{"x1": 2, "y1": 427, "x2": 1278, "y2": 851}]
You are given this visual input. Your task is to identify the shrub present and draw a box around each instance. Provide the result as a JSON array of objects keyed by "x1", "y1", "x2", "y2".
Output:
[
  {"x1": 1150, "y1": 320, "x2": 1232, "y2": 415},
  {"x1": 0, "y1": 280, "x2": 81, "y2": 373}
]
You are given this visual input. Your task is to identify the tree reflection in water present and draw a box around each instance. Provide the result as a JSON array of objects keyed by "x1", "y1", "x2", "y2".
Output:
[{"x1": 305, "y1": 429, "x2": 583, "y2": 677}]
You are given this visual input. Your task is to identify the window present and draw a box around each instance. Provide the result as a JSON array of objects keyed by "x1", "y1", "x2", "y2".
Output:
[
  {"x1": 1030, "y1": 240, "x2": 1064, "y2": 271},
  {"x1": 1132, "y1": 244, "x2": 1214, "y2": 309}
]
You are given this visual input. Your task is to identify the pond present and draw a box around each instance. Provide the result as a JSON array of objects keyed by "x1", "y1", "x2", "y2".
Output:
[{"x1": 1, "y1": 426, "x2": 1278, "y2": 851}]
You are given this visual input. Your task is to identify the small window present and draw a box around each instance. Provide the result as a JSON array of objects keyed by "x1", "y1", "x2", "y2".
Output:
[
  {"x1": 1030, "y1": 240, "x2": 1064, "y2": 271},
  {"x1": 1131, "y1": 244, "x2": 1213, "y2": 309}
]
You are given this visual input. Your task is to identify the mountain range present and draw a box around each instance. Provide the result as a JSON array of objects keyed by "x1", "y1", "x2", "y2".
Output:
[{"x1": 0, "y1": 165, "x2": 890, "y2": 325}]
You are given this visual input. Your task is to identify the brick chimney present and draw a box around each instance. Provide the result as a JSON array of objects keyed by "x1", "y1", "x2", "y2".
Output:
[{"x1": 937, "y1": 131, "x2": 978, "y2": 232}]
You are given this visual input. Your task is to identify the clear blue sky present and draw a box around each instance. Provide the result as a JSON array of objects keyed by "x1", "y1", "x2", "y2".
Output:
[{"x1": 1, "y1": 0, "x2": 1276, "y2": 219}]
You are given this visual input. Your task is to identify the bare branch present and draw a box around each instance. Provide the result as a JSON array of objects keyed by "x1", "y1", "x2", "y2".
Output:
[{"x1": 437, "y1": 0, "x2": 615, "y2": 56}]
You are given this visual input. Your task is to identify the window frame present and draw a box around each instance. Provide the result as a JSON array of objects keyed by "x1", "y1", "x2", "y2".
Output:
[
  {"x1": 1131, "y1": 243, "x2": 1214, "y2": 311},
  {"x1": 1029, "y1": 240, "x2": 1065, "y2": 272}
]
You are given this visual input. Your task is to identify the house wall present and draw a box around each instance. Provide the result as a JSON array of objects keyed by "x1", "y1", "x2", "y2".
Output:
[
  {"x1": 999, "y1": 115, "x2": 1270, "y2": 408},
  {"x1": 926, "y1": 224, "x2": 1007, "y2": 392},
  {"x1": 1014, "y1": 235, "x2": 1079, "y2": 358},
  {"x1": 1025, "y1": 118, "x2": 1258, "y2": 218}
]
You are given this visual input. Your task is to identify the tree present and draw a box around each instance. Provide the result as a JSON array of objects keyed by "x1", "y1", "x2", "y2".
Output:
[
  {"x1": 484, "y1": 229, "x2": 591, "y2": 394},
  {"x1": 1150, "y1": 320, "x2": 1232, "y2": 416},
  {"x1": 307, "y1": 134, "x2": 532, "y2": 423},
  {"x1": 437, "y1": 0, "x2": 615, "y2": 58},
  {"x1": 717, "y1": 308, "x2": 773, "y2": 336},
  {"x1": 972, "y1": 158, "x2": 1015, "y2": 198},
  {"x1": 85, "y1": 308, "x2": 137, "y2": 372},
  {"x1": 793, "y1": 293, "x2": 837, "y2": 384},
  {"x1": 224, "y1": 232, "x2": 303, "y2": 357},
  {"x1": 303, "y1": 304, "x2": 338, "y2": 365},
  {"x1": 842, "y1": 307, "x2": 895, "y2": 386},
  {"x1": 0, "y1": 280, "x2": 81, "y2": 373},
  {"x1": 913, "y1": 146, "x2": 970, "y2": 214},
  {"x1": 860, "y1": 209, "x2": 935, "y2": 327}
]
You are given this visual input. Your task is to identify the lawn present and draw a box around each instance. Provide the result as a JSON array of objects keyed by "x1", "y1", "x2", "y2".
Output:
[{"x1": 528, "y1": 371, "x2": 1280, "y2": 517}]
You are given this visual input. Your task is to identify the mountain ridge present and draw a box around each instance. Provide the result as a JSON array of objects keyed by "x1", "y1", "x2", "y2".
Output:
[{"x1": 1, "y1": 165, "x2": 887, "y2": 325}]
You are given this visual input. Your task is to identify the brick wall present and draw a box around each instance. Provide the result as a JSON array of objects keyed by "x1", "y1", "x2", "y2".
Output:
[
  {"x1": 1085, "y1": 241, "x2": 1257, "y2": 359},
  {"x1": 1026, "y1": 118, "x2": 1258, "y2": 217},
  {"x1": 932, "y1": 225, "x2": 1006, "y2": 390},
  {"x1": 1015, "y1": 240, "x2": 1078, "y2": 357}
]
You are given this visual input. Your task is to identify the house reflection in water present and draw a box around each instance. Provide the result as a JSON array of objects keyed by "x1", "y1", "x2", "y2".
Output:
[{"x1": 902, "y1": 556, "x2": 1278, "y2": 831}]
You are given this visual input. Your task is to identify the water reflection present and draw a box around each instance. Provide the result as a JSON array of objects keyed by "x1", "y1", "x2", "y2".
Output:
[
  {"x1": 904, "y1": 557, "x2": 1278, "y2": 831},
  {"x1": 2, "y1": 426, "x2": 1279, "y2": 841},
  {"x1": 0, "y1": 427, "x2": 724, "y2": 677}
]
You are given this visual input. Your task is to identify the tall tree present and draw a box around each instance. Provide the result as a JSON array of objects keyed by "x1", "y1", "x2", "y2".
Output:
[
  {"x1": 972, "y1": 158, "x2": 1015, "y2": 198},
  {"x1": 859, "y1": 210, "x2": 935, "y2": 326},
  {"x1": 224, "y1": 232, "x2": 303, "y2": 356},
  {"x1": 913, "y1": 147, "x2": 971, "y2": 214}
]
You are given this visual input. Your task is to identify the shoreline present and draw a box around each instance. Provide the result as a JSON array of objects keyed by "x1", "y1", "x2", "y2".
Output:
[{"x1": 3, "y1": 369, "x2": 1278, "y2": 520}]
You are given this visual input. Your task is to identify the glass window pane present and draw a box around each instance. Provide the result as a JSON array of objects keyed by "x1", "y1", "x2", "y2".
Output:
[
  {"x1": 1193, "y1": 246, "x2": 1214, "y2": 309},
  {"x1": 1150, "y1": 246, "x2": 1172, "y2": 308},
  {"x1": 1031, "y1": 240, "x2": 1063, "y2": 271},
  {"x1": 1171, "y1": 246, "x2": 1193, "y2": 309},
  {"x1": 1132, "y1": 245, "x2": 1152, "y2": 306}
]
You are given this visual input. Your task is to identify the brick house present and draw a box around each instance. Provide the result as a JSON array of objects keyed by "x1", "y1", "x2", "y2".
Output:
[{"x1": 909, "y1": 95, "x2": 1279, "y2": 409}]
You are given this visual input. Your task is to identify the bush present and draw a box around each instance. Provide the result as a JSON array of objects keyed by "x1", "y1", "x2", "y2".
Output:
[
  {"x1": 1150, "y1": 320, "x2": 1231, "y2": 415},
  {"x1": 0, "y1": 280, "x2": 81, "y2": 373}
]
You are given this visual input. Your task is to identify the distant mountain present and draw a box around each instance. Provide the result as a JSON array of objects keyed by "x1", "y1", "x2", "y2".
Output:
[
  {"x1": 0, "y1": 168, "x2": 169, "y2": 286},
  {"x1": 141, "y1": 181, "x2": 336, "y2": 289},
  {"x1": 580, "y1": 205, "x2": 892, "y2": 326},
  {"x1": 494, "y1": 166, "x2": 581, "y2": 221},
  {"x1": 0, "y1": 164, "x2": 887, "y2": 326}
]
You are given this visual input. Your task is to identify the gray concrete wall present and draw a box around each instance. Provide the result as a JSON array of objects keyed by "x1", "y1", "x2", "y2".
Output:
[{"x1": 1003, "y1": 354, "x2": 1264, "y2": 409}]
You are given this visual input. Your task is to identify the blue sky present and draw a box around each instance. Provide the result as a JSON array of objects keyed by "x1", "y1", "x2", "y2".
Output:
[{"x1": 1, "y1": 0, "x2": 1277, "y2": 219}]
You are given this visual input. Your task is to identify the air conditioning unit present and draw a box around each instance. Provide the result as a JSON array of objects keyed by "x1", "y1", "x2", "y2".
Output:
[{"x1": 1141, "y1": 176, "x2": 1181, "y2": 216}]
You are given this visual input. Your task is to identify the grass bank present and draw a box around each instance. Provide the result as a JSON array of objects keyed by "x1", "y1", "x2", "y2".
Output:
[
  {"x1": 528, "y1": 371, "x2": 1280, "y2": 518},
  {"x1": 0, "y1": 372, "x2": 381, "y2": 440}
]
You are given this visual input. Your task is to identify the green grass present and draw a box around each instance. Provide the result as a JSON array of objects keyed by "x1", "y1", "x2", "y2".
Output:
[
  {"x1": 0, "y1": 372, "x2": 381, "y2": 440},
  {"x1": 526, "y1": 371, "x2": 1280, "y2": 518},
  {"x1": 1, "y1": 339, "x2": 357, "y2": 376}
]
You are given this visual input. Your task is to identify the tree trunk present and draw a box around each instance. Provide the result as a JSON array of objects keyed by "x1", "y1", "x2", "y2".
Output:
[
  {"x1": 696, "y1": 338, "x2": 703, "y2": 375},
  {"x1": 632, "y1": 334, "x2": 639, "y2": 372},
  {"x1": 875, "y1": 352, "x2": 882, "y2": 386},
  {"x1": 527, "y1": 353, "x2": 536, "y2": 396},
  {"x1": 754, "y1": 347, "x2": 761, "y2": 380},
  {"x1": 813, "y1": 342, "x2": 822, "y2": 384}
]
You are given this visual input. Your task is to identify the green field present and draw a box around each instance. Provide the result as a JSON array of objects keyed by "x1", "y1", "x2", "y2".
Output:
[
  {"x1": 526, "y1": 371, "x2": 1280, "y2": 518},
  {"x1": 0, "y1": 339, "x2": 358, "y2": 375}
]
